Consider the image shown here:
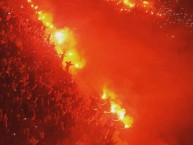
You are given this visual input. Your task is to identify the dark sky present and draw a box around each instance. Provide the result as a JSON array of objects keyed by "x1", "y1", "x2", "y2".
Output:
[{"x1": 36, "y1": 0, "x2": 193, "y2": 144}]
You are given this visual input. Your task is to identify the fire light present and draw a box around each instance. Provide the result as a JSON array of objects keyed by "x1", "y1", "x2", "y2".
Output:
[
  {"x1": 63, "y1": 49, "x2": 86, "y2": 71},
  {"x1": 102, "y1": 92, "x2": 107, "y2": 100},
  {"x1": 108, "y1": 0, "x2": 161, "y2": 17},
  {"x1": 27, "y1": 0, "x2": 85, "y2": 72},
  {"x1": 102, "y1": 87, "x2": 116, "y2": 100},
  {"x1": 143, "y1": 1, "x2": 149, "y2": 5},
  {"x1": 54, "y1": 31, "x2": 66, "y2": 44},
  {"x1": 102, "y1": 87, "x2": 134, "y2": 128},
  {"x1": 123, "y1": 0, "x2": 135, "y2": 8},
  {"x1": 27, "y1": 0, "x2": 133, "y2": 129},
  {"x1": 37, "y1": 12, "x2": 54, "y2": 29}
]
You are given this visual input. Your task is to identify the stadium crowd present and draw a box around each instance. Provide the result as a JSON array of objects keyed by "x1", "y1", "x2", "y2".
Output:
[{"x1": 0, "y1": 1, "x2": 116, "y2": 145}]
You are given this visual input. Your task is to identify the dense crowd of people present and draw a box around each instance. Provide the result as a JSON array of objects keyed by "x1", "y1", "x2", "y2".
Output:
[{"x1": 0, "y1": 1, "x2": 116, "y2": 145}]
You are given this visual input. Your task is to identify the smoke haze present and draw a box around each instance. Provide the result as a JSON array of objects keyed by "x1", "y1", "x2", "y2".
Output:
[{"x1": 36, "y1": 0, "x2": 193, "y2": 144}]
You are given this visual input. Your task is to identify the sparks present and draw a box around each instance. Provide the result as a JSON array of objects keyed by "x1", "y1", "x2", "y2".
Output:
[
  {"x1": 122, "y1": 0, "x2": 135, "y2": 8},
  {"x1": 107, "y1": 0, "x2": 164, "y2": 18}
]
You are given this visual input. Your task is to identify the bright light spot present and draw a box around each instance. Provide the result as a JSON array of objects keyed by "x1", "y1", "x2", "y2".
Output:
[
  {"x1": 102, "y1": 92, "x2": 107, "y2": 100},
  {"x1": 68, "y1": 52, "x2": 73, "y2": 56},
  {"x1": 101, "y1": 88, "x2": 116, "y2": 100},
  {"x1": 37, "y1": 12, "x2": 53, "y2": 28},
  {"x1": 75, "y1": 63, "x2": 79, "y2": 68},
  {"x1": 54, "y1": 31, "x2": 66, "y2": 44},
  {"x1": 118, "y1": 109, "x2": 126, "y2": 120},
  {"x1": 111, "y1": 103, "x2": 117, "y2": 113},
  {"x1": 38, "y1": 11, "x2": 42, "y2": 15},
  {"x1": 143, "y1": 1, "x2": 149, "y2": 5},
  {"x1": 123, "y1": 0, "x2": 135, "y2": 8},
  {"x1": 123, "y1": 116, "x2": 134, "y2": 128},
  {"x1": 34, "y1": 6, "x2": 38, "y2": 10}
]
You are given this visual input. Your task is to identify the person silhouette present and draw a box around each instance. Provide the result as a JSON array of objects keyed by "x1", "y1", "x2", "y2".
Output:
[{"x1": 65, "y1": 61, "x2": 73, "y2": 72}]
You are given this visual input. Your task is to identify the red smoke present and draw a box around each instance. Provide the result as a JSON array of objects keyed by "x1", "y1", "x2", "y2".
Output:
[{"x1": 36, "y1": 0, "x2": 193, "y2": 144}]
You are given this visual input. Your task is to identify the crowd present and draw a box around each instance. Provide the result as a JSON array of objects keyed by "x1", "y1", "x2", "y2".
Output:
[{"x1": 0, "y1": 1, "x2": 116, "y2": 145}]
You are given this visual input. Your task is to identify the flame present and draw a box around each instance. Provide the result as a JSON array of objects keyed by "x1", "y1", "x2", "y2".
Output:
[
  {"x1": 102, "y1": 87, "x2": 134, "y2": 128},
  {"x1": 143, "y1": 1, "x2": 149, "y2": 5},
  {"x1": 141, "y1": 1, "x2": 153, "y2": 10},
  {"x1": 108, "y1": 0, "x2": 162, "y2": 17},
  {"x1": 38, "y1": 11, "x2": 54, "y2": 29},
  {"x1": 27, "y1": 0, "x2": 85, "y2": 73},
  {"x1": 27, "y1": 0, "x2": 133, "y2": 128},
  {"x1": 122, "y1": 0, "x2": 135, "y2": 8},
  {"x1": 54, "y1": 31, "x2": 66, "y2": 44},
  {"x1": 102, "y1": 87, "x2": 116, "y2": 100}
]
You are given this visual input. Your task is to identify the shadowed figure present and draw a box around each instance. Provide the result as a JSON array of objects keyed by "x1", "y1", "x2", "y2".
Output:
[{"x1": 65, "y1": 61, "x2": 73, "y2": 72}]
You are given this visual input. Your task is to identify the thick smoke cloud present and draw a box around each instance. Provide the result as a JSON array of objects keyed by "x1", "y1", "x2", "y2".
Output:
[{"x1": 36, "y1": 0, "x2": 193, "y2": 144}]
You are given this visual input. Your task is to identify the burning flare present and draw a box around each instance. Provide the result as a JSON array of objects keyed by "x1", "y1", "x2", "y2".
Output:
[
  {"x1": 122, "y1": 0, "x2": 135, "y2": 8},
  {"x1": 54, "y1": 31, "x2": 66, "y2": 44},
  {"x1": 27, "y1": 0, "x2": 85, "y2": 73},
  {"x1": 27, "y1": 0, "x2": 133, "y2": 129},
  {"x1": 102, "y1": 87, "x2": 134, "y2": 128}
]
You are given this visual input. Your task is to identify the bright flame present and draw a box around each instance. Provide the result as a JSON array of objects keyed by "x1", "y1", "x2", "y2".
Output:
[
  {"x1": 102, "y1": 87, "x2": 116, "y2": 100},
  {"x1": 123, "y1": 116, "x2": 133, "y2": 128},
  {"x1": 38, "y1": 11, "x2": 54, "y2": 29},
  {"x1": 27, "y1": 0, "x2": 85, "y2": 73},
  {"x1": 122, "y1": 0, "x2": 135, "y2": 8},
  {"x1": 102, "y1": 87, "x2": 134, "y2": 128},
  {"x1": 102, "y1": 92, "x2": 107, "y2": 100},
  {"x1": 108, "y1": 0, "x2": 162, "y2": 17},
  {"x1": 54, "y1": 31, "x2": 66, "y2": 44},
  {"x1": 27, "y1": 0, "x2": 133, "y2": 130},
  {"x1": 143, "y1": 1, "x2": 149, "y2": 5}
]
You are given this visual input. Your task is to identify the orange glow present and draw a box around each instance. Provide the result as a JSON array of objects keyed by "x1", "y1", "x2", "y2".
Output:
[
  {"x1": 38, "y1": 12, "x2": 54, "y2": 29},
  {"x1": 102, "y1": 87, "x2": 116, "y2": 100},
  {"x1": 63, "y1": 49, "x2": 86, "y2": 71}
]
